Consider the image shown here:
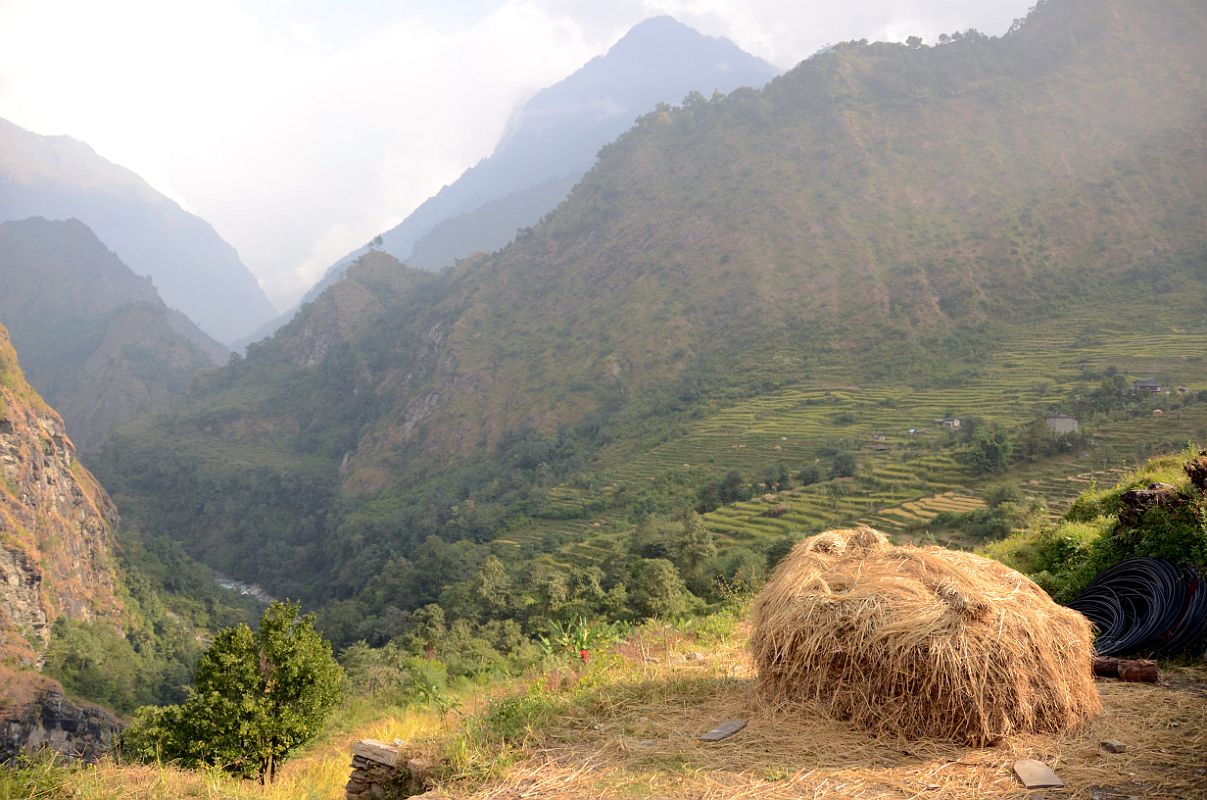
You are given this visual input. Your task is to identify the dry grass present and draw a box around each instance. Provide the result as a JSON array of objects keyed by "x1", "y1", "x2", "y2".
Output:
[
  {"x1": 29, "y1": 705, "x2": 453, "y2": 799},
  {"x1": 33, "y1": 620, "x2": 1207, "y2": 800},
  {"x1": 421, "y1": 628, "x2": 1207, "y2": 800},
  {"x1": 749, "y1": 527, "x2": 1101, "y2": 746}
]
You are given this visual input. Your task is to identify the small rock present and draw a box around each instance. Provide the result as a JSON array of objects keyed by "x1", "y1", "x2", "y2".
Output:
[
  {"x1": 1100, "y1": 739, "x2": 1127, "y2": 753},
  {"x1": 684, "y1": 652, "x2": 704, "y2": 662},
  {"x1": 699, "y1": 719, "x2": 748, "y2": 742}
]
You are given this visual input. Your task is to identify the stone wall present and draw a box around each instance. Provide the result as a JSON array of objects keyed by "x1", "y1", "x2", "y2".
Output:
[{"x1": 345, "y1": 739, "x2": 434, "y2": 799}]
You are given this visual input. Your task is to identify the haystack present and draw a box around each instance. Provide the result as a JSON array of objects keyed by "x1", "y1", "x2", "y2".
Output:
[{"x1": 750, "y1": 527, "x2": 1101, "y2": 746}]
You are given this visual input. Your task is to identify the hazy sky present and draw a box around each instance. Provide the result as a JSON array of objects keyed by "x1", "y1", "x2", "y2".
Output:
[{"x1": 0, "y1": 0, "x2": 1035, "y2": 308}]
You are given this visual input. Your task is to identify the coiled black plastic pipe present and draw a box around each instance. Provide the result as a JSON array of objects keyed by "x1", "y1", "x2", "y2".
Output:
[{"x1": 1068, "y1": 558, "x2": 1207, "y2": 656}]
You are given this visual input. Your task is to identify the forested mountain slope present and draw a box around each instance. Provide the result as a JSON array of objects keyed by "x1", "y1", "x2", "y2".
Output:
[
  {"x1": 0, "y1": 118, "x2": 277, "y2": 344},
  {"x1": 0, "y1": 218, "x2": 226, "y2": 453},
  {"x1": 99, "y1": 0, "x2": 1207, "y2": 613}
]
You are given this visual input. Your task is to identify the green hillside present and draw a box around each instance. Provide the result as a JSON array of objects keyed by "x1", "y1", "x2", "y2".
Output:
[{"x1": 96, "y1": 0, "x2": 1207, "y2": 637}]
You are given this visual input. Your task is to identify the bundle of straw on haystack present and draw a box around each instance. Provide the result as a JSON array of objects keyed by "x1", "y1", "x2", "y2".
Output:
[{"x1": 750, "y1": 527, "x2": 1100, "y2": 746}]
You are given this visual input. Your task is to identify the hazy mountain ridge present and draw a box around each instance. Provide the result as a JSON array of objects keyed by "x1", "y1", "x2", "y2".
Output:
[
  {"x1": 369, "y1": 15, "x2": 777, "y2": 268},
  {"x1": 241, "y1": 16, "x2": 779, "y2": 345},
  {"x1": 0, "y1": 218, "x2": 228, "y2": 452},
  {"x1": 0, "y1": 118, "x2": 277, "y2": 344},
  {"x1": 97, "y1": 0, "x2": 1207, "y2": 606},
  {"x1": 406, "y1": 174, "x2": 580, "y2": 270}
]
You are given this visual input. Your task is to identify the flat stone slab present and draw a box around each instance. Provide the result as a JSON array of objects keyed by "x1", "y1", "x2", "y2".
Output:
[
  {"x1": 1014, "y1": 759, "x2": 1064, "y2": 789},
  {"x1": 699, "y1": 719, "x2": 748, "y2": 742},
  {"x1": 353, "y1": 738, "x2": 403, "y2": 768}
]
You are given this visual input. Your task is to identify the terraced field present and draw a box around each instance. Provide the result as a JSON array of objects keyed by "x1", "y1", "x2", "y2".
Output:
[
  {"x1": 697, "y1": 404, "x2": 1207, "y2": 551},
  {"x1": 504, "y1": 325, "x2": 1207, "y2": 567}
]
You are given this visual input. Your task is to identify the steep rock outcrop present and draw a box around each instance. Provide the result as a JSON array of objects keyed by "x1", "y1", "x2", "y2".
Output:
[
  {"x1": 0, "y1": 322, "x2": 126, "y2": 758},
  {"x1": 0, "y1": 669, "x2": 122, "y2": 763},
  {"x1": 0, "y1": 329, "x2": 121, "y2": 663}
]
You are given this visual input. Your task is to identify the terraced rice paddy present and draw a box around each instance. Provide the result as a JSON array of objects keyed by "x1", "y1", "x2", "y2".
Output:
[{"x1": 505, "y1": 325, "x2": 1207, "y2": 565}]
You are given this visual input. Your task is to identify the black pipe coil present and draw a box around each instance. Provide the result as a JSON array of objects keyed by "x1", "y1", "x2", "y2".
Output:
[{"x1": 1067, "y1": 558, "x2": 1207, "y2": 657}]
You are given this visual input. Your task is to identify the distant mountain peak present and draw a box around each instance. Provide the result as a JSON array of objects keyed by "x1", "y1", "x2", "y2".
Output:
[
  {"x1": 259, "y1": 14, "x2": 779, "y2": 346},
  {"x1": 611, "y1": 15, "x2": 735, "y2": 50}
]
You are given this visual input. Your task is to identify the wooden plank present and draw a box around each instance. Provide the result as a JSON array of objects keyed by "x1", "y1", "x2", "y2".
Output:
[
  {"x1": 699, "y1": 719, "x2": 748, "y2": 742},
  {"x1": 1013, "y1": 759, "x2": 1064, "y2": 789}
]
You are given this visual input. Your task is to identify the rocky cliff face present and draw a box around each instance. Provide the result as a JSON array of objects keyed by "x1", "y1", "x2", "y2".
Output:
[
  {"x1": 1, "y1": 322, "x2": 122, "y2": 666},
  {"x1": 0, "y1": 322, "x2": 126, "y2": 757},
  {"x1": 0, "y1": 669, "x2": 122, "y2": 763}
]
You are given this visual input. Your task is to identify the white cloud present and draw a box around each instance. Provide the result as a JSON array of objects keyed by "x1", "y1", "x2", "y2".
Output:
[{"x1": 0, "y1": 0, "x2": 1034, "y2": 307}]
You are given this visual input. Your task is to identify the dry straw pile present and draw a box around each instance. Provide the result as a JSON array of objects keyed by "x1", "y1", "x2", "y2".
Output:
[{"x1": 751, "y1": 527, "x2": 1101, "y2": 746}]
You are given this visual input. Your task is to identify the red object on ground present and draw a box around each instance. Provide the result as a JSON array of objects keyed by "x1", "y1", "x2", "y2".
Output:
[
  {"x1": 1118, "y1": 659, "x2": 1159, "y2": 682},
  {"x1": 1092, "y1": 656, "x2": 1158, "y2": 682},
  {"x1": 579, "y1": 649, "x2": 590, "y2": 662}
]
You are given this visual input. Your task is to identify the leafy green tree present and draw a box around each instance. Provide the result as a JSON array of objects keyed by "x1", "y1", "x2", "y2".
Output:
[
  {"x1": 251, "y1": 601, "x2": 344, "y2": 781},
  {"x1": 985, "y1": 483, "x2": 1023, "y2": 509},
  {"x1": 181, "y1": 624, "x2": 265, "y2": 777},
  {"x1": 718, "y1": 470, "x2": 750, "y2": 504},
  {"x1": 407, "y1": 604, "x2": 448, "y2": 659},
  {"x1": 630, "y1": 517, "x2": 674, "y2": 560},
  {"x1": 830, "y1": 451, "x2": 858, "y2": 478},
  {"x1": 794, "y1": 465, "x2": 822, "y2": 486},
  {"x1": 630, "y1": 559, "x2": 691, "y2": 618},
  {"x1": 670, "y1": 512, "x2": 718, "y2": 594},
  {"x1": 966, "y1": 427, "x2": 1014, "y2": 474},
  {"x1": 470, "y1": 555, "x2": 514, "y2": 621},
  {"x1": 712, "y1": 546, "x2": 766, "y2": 595},
  {"x1": 123, "y1": 601, "x2": 343, "y2": 784},
  {"x1": 823, "y1": 481, "x2": 849, "y2": 510}
]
